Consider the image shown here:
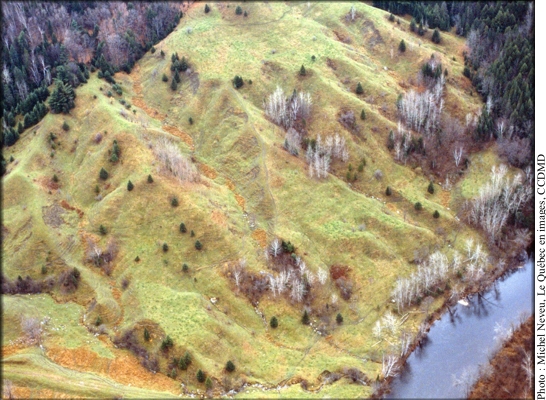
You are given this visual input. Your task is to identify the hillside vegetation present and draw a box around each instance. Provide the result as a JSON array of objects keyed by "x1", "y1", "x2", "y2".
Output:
[{"x1": 2, "y1": 2, "x2": 524, "y2": 398}]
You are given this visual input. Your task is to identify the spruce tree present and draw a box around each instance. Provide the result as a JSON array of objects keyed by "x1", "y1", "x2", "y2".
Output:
[
  {"x1": 414, "y1": 202, "x2": 423, "y2": 211},
  {"x1": 49, "y1": 79, "x2": 76, "y2": 114},
  {"x1": 52, "y1": 174, "x2": 59, "y2": 183},
  {"x1": 356, "y1": 82, "x2": 364, "y2": 95},
  {"x1": 336, "y1": 313, "x2": 343, "y2": 324},
  {"x1": 225, "y1": 360, "x2": 235, "y2": 372},
  {"x1": 99, "y1": 225, "x2": 107, "y2": 235},
  {"x1": 360, "y1": 109, "x2": 366, "y2": 120},
  {"x1": 389, "y1": 13, "x2": 395, "y2": 22},
  {"x1": 99, "y1": 167, "x2": 108, "y2": 180},
  {"x1": 270, "y1": 316, "x2": 278, "y2": 328},
  {"x1": 148, "y1": 174, "x2": 154, "y2": 183},
  {"x1": 432, "y1": 28, "x2": 441, "y2": 44},
  {"x1": 144, "y1": 328, "x2": 150, "y2": 341},
  {"x1": 410, "y1": 18, "x2": 416, "y2": 32},
  {"x1": 433, "y1": 210, "x2": 440, "y2": 219},
  {"x1": 428, "y1": 181, "x2": 434, "y2": 194},
  {"x1": 302, "y1": 310, "x2": 310, "y2": 325},
  {"x1": 299, "y1": 65, "x2": 306, "y2": 76},
  {"x1": 232, "y1": 75, "x2": 244, "y2": 89},
  {"x1": 386, "y1": 186, "x2": 392, "y2": 196},
  {"x1": 205, "y1": 377, "x2": 213, "y2": 390},
  {"x1": 235, "y1": 5, "x2": 243, "y2": 15},
  {"x1": 204, "y1": 4, "x2": 211, "y2": 13},
  {"x1": 179, "y1": 356, "x2": 188, "y2": 370},
  {"x1": 127, "y1": 180, "x2": 134, "y2": 191},
  {"x1": 171, "y1": 197, "x2": 179, "y2": 207},
  {"x1": 174, "y1": 70, "x2": 180, "y2": 83},
  {"x1": 195, "y1": 240, "x2": 202, "y2": 250},
  {"x1": 184, "y1": 351, "x2": 192, "y2": 366},
  {"x1": 180, "y1": 222, "x2": 187, "y2": 233},
  {"x1": 62, "y1": 121, "x2": 70, "y2": 131},
  {"x1": 163, "y1": 242, "x2": 169, "y2": 252},
  {"x1": 418, "y1": 22, "x2": 425, "y2": 36},
  {"x1": 171, "y1": 78, "x2": 178, "y2": 91},
  {"x1": 188, "y1": 117, "x2": 193, "y2": 125},
  {"x1": 197, "y1": 369, "x2": 205, "y2": 383},
  {"x1": 180, "y1": 57, "x2": 188, "y2": 72},
  {"x1": 17, "y1": 122, "x2": 24, "y2": 134},
  {"x1": 162, "y1": 73, "x2": 168, "y2": 82},
  {"x1": 182, "y1": 263, "x2": 189, "y2": 273},
  {"x1": 398, "y1": 39, "x2": 406, "y2": 53}
]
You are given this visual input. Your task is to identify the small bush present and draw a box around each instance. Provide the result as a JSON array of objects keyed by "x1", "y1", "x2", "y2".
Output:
[
  {"x1": 147, "y1": 174, "x2": 154, "y2": 183},
  {"x1": 414, "y1": 202, "x2": 423, "y2": 211},
  {"x1": 95, "y1": 316, "x2": 102, "y2": 326},
  {"x1": 127, "y1": 180, "x2": 134, "y2": 191},
  {"x1": 41, "y1": 265, "x2": 47, "y2": 274},
  {"x1": 182, "y1": 263, "x2": 189, "y2": 273},
  {"x1": 302, "y1": 310, "x2": 310, "y2": 325},
  {"x1": 135, "y1": 256, "x2": 140, "y2": 262},
  {"x1": 52, "y1": 174, "x2": 59, "y2": 183},
  {"x1": 188, "y1": 117, "x2": 193, "y2": 125},
  {"x1": 336, "y1": 313, "x2": 343, "y2": 324},
  {"x1": 433, "y1": 210, "x2": 440, "y2": 219},
  {"x1": 99, "y1": 167, "x2": 108, "y2": 180},
  {"x1": 270, "y1": 316, "x2": 278, "y2": 328},
  {"x1": 244, "y1": 10, "x2": 248, "y2": 17},
  {"x1": 311, "y1": 55, "x2": 316, "y2": 62},
  {"x1": 389, "y1": 13, "x2": 395, "y2": 22},
  {"x1": 62, "y1": 121, "x2": 70, "y2": 131},
  {"x1": 151, "y1": 46, "x2": 156, "y2": 54},
  {"x1": 197, "y1": 369, "x2": 206, "y2": 383},
  {"x1": 195, "y1": 240, "x2": 202, "y2": 250},
  {"x1": 190, "y1": 230, "x2": 195, "y2": 237},
  {"x1": 163, "y1": 242, "x2": 169, "y2": 252},
  {"x1": 225, "y1": 360, "x2": 235, "y2": 372},
  {"x1": 162, "y1": 74, "x2": 168, "y2": 82},
  {"x1": 386, "y1": 186, "x2": 392, "y2": 196},
  {"x1": 99, "y1": 225, "x2": 107, "y2": 235},
  {"x1": 171, "y1": 197, "x2": 179, "y2": 207}
]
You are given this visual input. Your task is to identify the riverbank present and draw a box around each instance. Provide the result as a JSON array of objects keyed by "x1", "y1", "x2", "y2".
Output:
[{"x1": 468, "y1": 315, "x2": 534, "y2": 399}]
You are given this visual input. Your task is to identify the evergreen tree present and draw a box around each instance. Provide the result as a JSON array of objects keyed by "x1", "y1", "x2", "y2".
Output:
[
  {"x1": 204, "y1": 4, "x2": 211, "y2": 13},
  {"x1": 433, "y1": 210, "x2": 440, "y2": 219},
  {"x1": 171, "y1": 197, "x2": 179, "y2": 207},
  {"x1": 414, "y1": 202, "x2": 423, "y2": 211},
  {"x1": 162, "y1": 73, "x2": 168, "y2": 82},
  {"x1": 127, "y1": 180, "x2": 134, "y2": 191},
  {"x1": 398, "y1": 39, "x2": 406, "y2": 53},
  {"x1": 299, "y1": 65, "x2": 306, "y2": 76},
  {"x1": 232, "y1": 75, "x2": 244, "y2": 89},
  {"x1": 386, "y1": 186, "x2": 392, "y2": 196},
  {"x1": 302, "y1": 310, "x2": 310, "y2": 325},
  {"x1": 387, "y1": 130, "x2": 395, "y2": 150},
  {"x1": 427, "y1": 181, "x2": 434, "y2": 194},
  {"x1": 244, "y1": 11, "x2": 248, "y2": 17},
  {"x1": 49, "y1": 79, "x2": 76, "y2": 114},
  {"x1": 99, "y1": 167, "x2": 108, "y2": 180},
  {"x1": 195, "y1": 240, "x2": 202, "y2": 250},
  {"x1": 174, "y1": 70, "x2": 180, "y2": 83},
  {"x1": 99, "y1": 225, "x2": 107, "y2": 235},
  {"x1": 389, "y1": 13, "x2": 395, "y2": 22},
  {"x1": 360, "y1": 109, "x2": 366, "y2": 120},
  {"x1": 205, "y1": 377, "x2": 213, "y2": 390},
  {"x1": 336, "y1": 313, "x2": 343, "y2": 324},
  {"x1": 418, "y1": 22, "x2": 425, "y2": 36},
  {"x1": 197, "y1": 369, "x2": 206, "y2": 383},
  {"x1": 180, "y1": 57, "x2": 188, "y2": 72},
  {"x1": 356, "y1": 82, "x2": 364, "y2": 95},
  {"x1": 148, "y1": 174, "x2": 154, "y2": 183},
  {"x1": 17, "y1": 122, "x2": 24, "y2": 134},
  {"x1": 179, "y1": 356, "x2": 188, "y2": 370},
  {"x1": 235, "y1": 6, "x2": 243, "y2": 15},
  {"x1": 144, "y1": 328, "x2": 150, "y2": 341},
  {"x1": 191, "y1": 230, "x2": 195, "y2": 237},
  {"x1": 180, "y1": 222, "x2": 187, "y2": 233},
  {"x1": 182, "y1": 263, "x2": 189, "y2": 273},
  {"x1": 62, "y1": 121, "x2": 70, "y2": 131},
  {"x1": 432, "y1": 28, "x2": 441, "y2": 44},
  {"x1": 410, "y1": 18, "x2": 417, "y2": 32},
  {"x1": 52, "y1": 174, "x2": 59, "y2": 183},
  {"x1": 270, "y1": 316, "x2": 278, "y2": 328},
  {"x1": 225, "y1": 360, "x2": 235, "y2": 372},
  {"x1": 161, "y1": 335, "x2": 173, "y2": 350},
  {"x1": 183, "y1": 351, "x2": 192, "y2": 366},
  {"x1": 188, "y1": 117, "x2": 193, "y2": 125},
  {"x1": 163, "y1": 242, "x2": 169, "y2": 252},
  {"x1": 171, "y1": 78, "x2": 178, "y2": 91}
]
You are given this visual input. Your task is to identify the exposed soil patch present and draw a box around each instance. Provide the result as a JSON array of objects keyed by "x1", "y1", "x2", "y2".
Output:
[
  {"x1": 199, "y1": 163, "x2": 218, "y2": 179},
  {"x1": 162, "y1": 124, "x2": 194, "y2": 150},
  {"x1": 211, "y1": 210, "x2": 227, "y2": 228}
]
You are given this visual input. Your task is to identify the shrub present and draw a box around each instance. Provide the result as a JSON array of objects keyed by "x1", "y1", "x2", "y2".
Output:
[
  {"x1": 180, "y1": 222, "x2": 187, "y2": 233},
  {"x1": 414, "y1": 202, "x2": 423, "y2": 211},
  {"x1": 225, "y1": 360, "x2": 235, "y2": 372},
  {"x1": 235, "y1": 5, "x2": 243, "y2": 15},
  {"x1": 356, "y1": 82, "x2": 363, "y2": 95},
  {"x1": 162, "y1": 74, "x2": 168, "y2": 82},
  {"x1": 433, "y1": 210, "x2": 440, "y2": 219},
  {"x1": 204, "y1": 4, "x2": 210, "y2": 13},
  {"x1": 270, "y1": 316, "x2": 278, "y2": 328},
  {"x1": 336, "y1": 313, "x2": 343, "y2": 324},
  {"x1": 182, "y1": 263, "x2": 189, "y2": 273},
  {"x1": 163, "y1": 242, "x2": 169, "y2": 252},
  {"x1": 99, "y1": 167, "x2": 108, "y2": 180},
  {"x1": 171, "y1": 197, "x2": 179, "y2": 207},
  {"x1": 232, "y1": 75, "x2": 244, "y2": 89},
  {"x1": 386, "y1": 186, "x2": 392, "y2": 196},
  {"x1": 52, "y1": 174, "x2": 59, "y2": 183},
  {"x1": 195, "y1": 240, "x2": 202, "y2": 250},
  {"x1": 197, "y1": 369, "x2": 206, "y2": 383},
  {"x1": 399, "y1": 39, "x2": 406, "y2": 53},
  {"x1": 62, "y1": 121, "x2": 70, "y2": 131},
  {"x1": 428, "y1": 181, "x2": 434, "y2": 194},
  {"x1": 299, "y1": 65, "x2": 306, "y2": 76},
  {"x1": 302, "y1": 310, "x2": 310, "y2": 325},
  {"x1": 99, "y1": 225, "x2": 107, "y2": 235}
]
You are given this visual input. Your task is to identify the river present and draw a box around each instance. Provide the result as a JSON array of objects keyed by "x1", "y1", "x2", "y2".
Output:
[{"x1": 386, "y1": 258, "x2": 534, "y2": 399}]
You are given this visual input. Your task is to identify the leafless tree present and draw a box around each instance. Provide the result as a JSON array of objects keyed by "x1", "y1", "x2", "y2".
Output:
[
  {"x1": 453, "y1": 146, "x2": 464, "y2": 167},
  {"x1": 21, "y1": 316, "x2": 43, "y2": 344},
  {"x1": 382, "y1": 354, "x2": 400, "y2": 378},
  {"x1": 153, "y1": 137, "x2": 199, "y2": 183},
  {"x1": 270, "y1": 238, "x2": 282, "y2": 258}
]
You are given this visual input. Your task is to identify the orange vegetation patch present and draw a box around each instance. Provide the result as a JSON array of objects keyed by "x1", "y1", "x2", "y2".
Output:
[
  {"x1": 225, "y1": 178, "x2": 236, "y2": 191},
  {"x1": 162, "y1": 124, "x2": 194, "y2": 150},
  {"x1": 211, "y1": 210, "x2": 227, "y2": 227},
  {"x1": 132, "y1": 97, "x2": 167, "y2": 121},
  {"x1": 112, "y1": 287, "x2": 122, "y2": 301},
  {"x1": 251, "y1": 229, "x2": 267, "y2": 248},
  {"x1": 438, "y1": 190, "x2": 451, "y2": 208},
  {"x1": 36, "y1": 176, "x2": 60, "y2": 191},
  {"x1": 235, "y1": 194, "x2": 246, "y2": 210},
  {"x1": 199, "y1": 163, "x2": 218, "y2": 179},
  {"x1": 46, "y1": 345, "x2": 109, "y2": 374},
  {"x1": 10, "y1": 386, "x2": 32, "y2": 399},
  {"x1": 2, "y1": 343, "x2": 25, "y2": 358},
  {"x1": 60, "y1": 200, "x2": 84, "y2": 218}
]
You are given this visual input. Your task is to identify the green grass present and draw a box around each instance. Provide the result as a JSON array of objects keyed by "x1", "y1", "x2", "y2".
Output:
[{"x1": 1, "y1": 2, "x2": 501, "y2": 397}]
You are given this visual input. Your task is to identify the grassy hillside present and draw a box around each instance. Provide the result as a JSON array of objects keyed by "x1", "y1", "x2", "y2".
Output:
[{"x1": 2, "y1": 2, "x2": 500, "y2": 398}]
